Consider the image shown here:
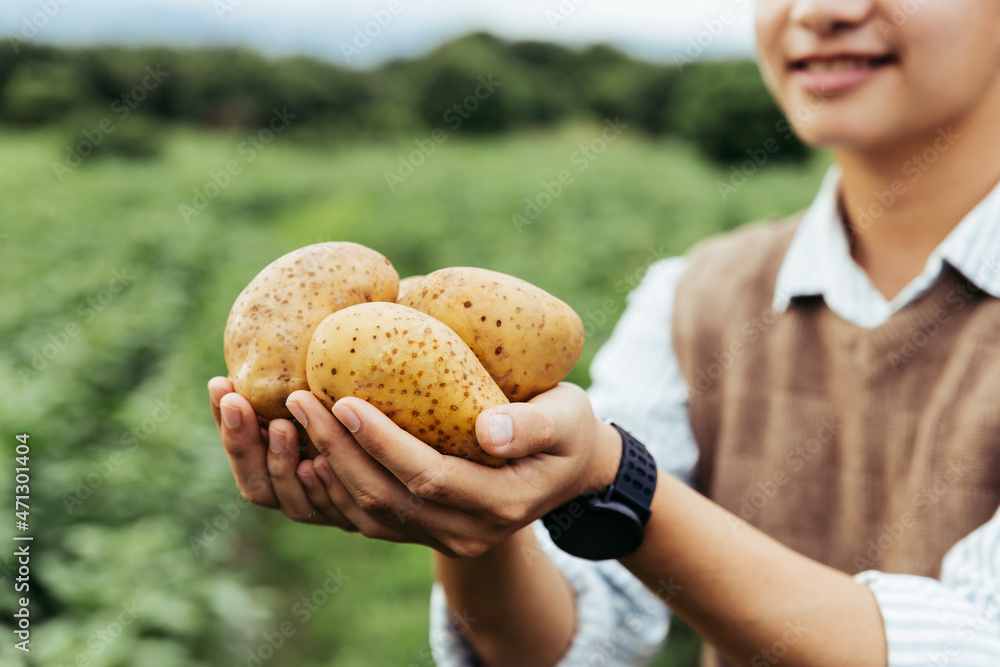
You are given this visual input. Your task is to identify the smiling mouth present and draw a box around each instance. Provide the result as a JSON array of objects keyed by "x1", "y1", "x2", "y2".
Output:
[{"x1": 791, "y1": 54, "x2": 898, "y2": 72}]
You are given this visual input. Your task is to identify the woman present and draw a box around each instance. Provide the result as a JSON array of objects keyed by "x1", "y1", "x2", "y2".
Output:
[{"x1": 209, "y1": 1, "x2": 1000, "y2": 665}]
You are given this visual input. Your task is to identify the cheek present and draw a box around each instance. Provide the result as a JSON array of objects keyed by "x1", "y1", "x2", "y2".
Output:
[
  {"x1": 898, "y1": 12, "x2": 1000, "y2": 121},
  {"x1": 753, "y1": 1, "x2": 790, "y2": 106},
  {"x1": 753, "y1": 0, "x2": 786, "y2": 62}
]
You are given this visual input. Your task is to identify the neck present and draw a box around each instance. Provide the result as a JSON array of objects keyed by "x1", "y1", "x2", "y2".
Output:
[{"x1": 836, "y1": 86, "x2": 1000, "y2": 300}]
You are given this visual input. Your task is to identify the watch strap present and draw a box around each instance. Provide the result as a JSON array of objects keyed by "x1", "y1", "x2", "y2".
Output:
[
  {"x1": 606, "y1": 423, "x2": 656, "y2": 525},
  {"x1": 542, "y1": 423, "x2": 657, "y2": 560}
]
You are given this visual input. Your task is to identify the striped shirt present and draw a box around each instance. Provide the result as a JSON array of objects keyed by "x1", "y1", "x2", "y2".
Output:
[{"x1": 431, "y1": 166, "x2": 1000, "y2": 666}]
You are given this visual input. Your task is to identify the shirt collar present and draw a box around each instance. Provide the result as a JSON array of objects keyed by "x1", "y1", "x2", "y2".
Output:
[
  {"x1": 773, "y1": 165, "x2": 862, "y2": 317},
  {"x1": 933, "y1": 183, "x2": 1000, "y2": 297},
  {"x1": 774, "y1": 165, "x2": 1000, "y2": 324}
]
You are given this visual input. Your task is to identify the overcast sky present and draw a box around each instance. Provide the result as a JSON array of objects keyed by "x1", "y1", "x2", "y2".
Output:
[{"x1": 1, "y1": 0, "x2": 757, "y2": 66}]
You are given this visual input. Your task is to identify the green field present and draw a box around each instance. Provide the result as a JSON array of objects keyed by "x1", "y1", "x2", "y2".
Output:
[{"x1": 0, "y1": 124, "x2": 828, "y2": 666}]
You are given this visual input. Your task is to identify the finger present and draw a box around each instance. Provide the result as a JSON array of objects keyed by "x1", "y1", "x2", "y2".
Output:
[
  {"x1": 208, "y1": 376, "x2": 235, "y2": 432},
  {"x1": 310, "y1": 455, "x2": 444, "y2": 548},
  {"x1": 332, "y1": 397, "x2": 510, "y2": 512},
  {"x1": 219, "y1": 391, "x2": 278, "y2": 508},
  {"x1": 264, "y1": 419, "x2": 319, "y2": 522},
  {"x1": 476, "y1": 382, "x2": 590, "y2": 459},
  {"x1": 285, "y1": 390, "x2": 358, "y2": 457},
  {"x1": 286, "y1": 391, "x2": 424, "y2": 525},
  {"x1": 312, "y1": 405, "x2": 493, "y2": 555},
  {"x1": 297, "y1": 458, "x2": 358, "y2": 531},
  {"x1": 292, "y1": 393, "x2": 484, "y2": 547}
]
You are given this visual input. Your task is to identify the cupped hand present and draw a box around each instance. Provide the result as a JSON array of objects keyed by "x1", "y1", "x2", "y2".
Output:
[
  {"x1": 209, "y1": 377, "x2": 621, "y2": 558},
  {"x1": 208, "y1": 376, "x2": 357, "y2": 531},
  {"x1": 285, "y1": 382, "x2": 622, "y2": 558}
]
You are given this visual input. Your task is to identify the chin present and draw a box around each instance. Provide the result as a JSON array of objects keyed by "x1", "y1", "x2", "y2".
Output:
[
  {"x1": 779, "y1": 92, "x2": 902, "y2": 152},
  {"x1": 792, "y1": 124, "x2": 881, "y2": 150},
  {"x1": 798, "y1": 129, "x2": 899, "y2": 154}
]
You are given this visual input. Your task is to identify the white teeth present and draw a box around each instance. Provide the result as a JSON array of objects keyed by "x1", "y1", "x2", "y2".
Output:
[{"x1": 803, "y1": 57, "x2": 875, "y2": 72}]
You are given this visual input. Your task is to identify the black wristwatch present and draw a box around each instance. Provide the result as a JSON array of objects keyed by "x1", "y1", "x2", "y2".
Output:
[{"x1": 542, "y1": 423, "x2": 657, "y2": 560}]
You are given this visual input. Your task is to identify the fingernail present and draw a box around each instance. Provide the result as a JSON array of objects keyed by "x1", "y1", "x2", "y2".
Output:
[
  {"x1": 333, "y1": 404, "x2": 361, "y2": 433},
  {"x1": 286, "y1": 401, "x2": 308, "y2": 427},
  {"x1": 300, "y1": 472, "x2": 315, "y2": 490},
  {"x1": 489, "y1": 414, "x2": 513, "y2": 449},
  {"x1": 221, "y1": 404, "x2": 242, "y2": 430},
  {"x1": 315, "y1": 464, "x2": 333, "y2": 487},
  {"x1": 269, "y1": 429, "x2": 285, "y2": 454}
]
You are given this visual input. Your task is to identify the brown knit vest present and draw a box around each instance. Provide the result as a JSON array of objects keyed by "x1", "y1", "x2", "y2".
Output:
[{"x1": 671, "y1": 217, "x2": 1000, "y2": 667}]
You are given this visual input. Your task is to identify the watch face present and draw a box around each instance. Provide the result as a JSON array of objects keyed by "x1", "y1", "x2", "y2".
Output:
[{"x1": 546, "y1": 504, "x2": 644, "y2": 561}]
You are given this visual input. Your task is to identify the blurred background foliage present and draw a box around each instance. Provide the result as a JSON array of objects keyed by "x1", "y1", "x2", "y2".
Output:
[
  {"x1": 0, "y1": 32, "x2": 808, "y2": 161},
  {"x1": 0, "y1": 32, "x2": 826, "y2": 666}
]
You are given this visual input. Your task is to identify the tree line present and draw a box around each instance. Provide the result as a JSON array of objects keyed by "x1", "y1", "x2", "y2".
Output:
[{"x1": 0, "y1": 32, "x2": 808, "y2": 164}]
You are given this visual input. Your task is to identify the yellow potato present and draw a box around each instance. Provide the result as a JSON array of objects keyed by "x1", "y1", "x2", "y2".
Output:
[
  {"x1": 399, "y1": 267, "x2": 584, "y2": 401},
  {"x1": 224, "y1": 242, "x2": 399, "y2": 424},
  {"x1": 396, "y1": 275, "x2": 424, "y2": 302},
  {"x1": 306, "y1": 302, "x2": 508, "y2": 467}
]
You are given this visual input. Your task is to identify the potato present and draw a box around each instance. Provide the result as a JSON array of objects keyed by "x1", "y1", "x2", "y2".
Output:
[
  {"x1": 306, "y1": 302, "x2": 508, "y2": 467},
  {"x1": 224, "y1": 242, "x2": 399, "y2": 425},
  {"x1": 396, "y1": 275, "x2": 424, "y2": 302},
  {"x1": 399, "y1": 267, "x2": 584, "y2": 401}
]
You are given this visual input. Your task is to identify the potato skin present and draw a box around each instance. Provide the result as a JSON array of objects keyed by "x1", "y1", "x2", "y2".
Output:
[
  {"x1": 224, "y1": 242, "x2": 398, "y2": 422},
  {"x1": 396, "y1": 275, "x2": 424, "y2": 302},
  {"x1": 399, "y1": 268, "x2": 584, "y2": 401},
  {"x1": 306, "y1": 303, "x2": 508, "y2": 467}
]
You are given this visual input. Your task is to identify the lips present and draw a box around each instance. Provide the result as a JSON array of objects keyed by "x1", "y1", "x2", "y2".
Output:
[{"x1": 789, "y1": 53, "x2": 897, "y2": 96}]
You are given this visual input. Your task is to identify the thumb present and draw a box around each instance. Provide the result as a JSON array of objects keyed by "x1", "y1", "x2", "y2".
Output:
[
  {"x1": 476, "y1": 403, "x2": 556, "y2": 459},
  {"x1": 476, "y1": 383, "x2": 592, "y2": 458}
]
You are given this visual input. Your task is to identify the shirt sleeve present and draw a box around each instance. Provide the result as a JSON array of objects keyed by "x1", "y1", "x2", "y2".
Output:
[
  {"x1": 587, "y1": 257, "x2": 698, "y2": 487},
  {"x1": 855, "y1": 504, "x2": 1000, "y2": 667},
  {"x1": 430, "y1": 257, "x2": 698, "y2": 666}
]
